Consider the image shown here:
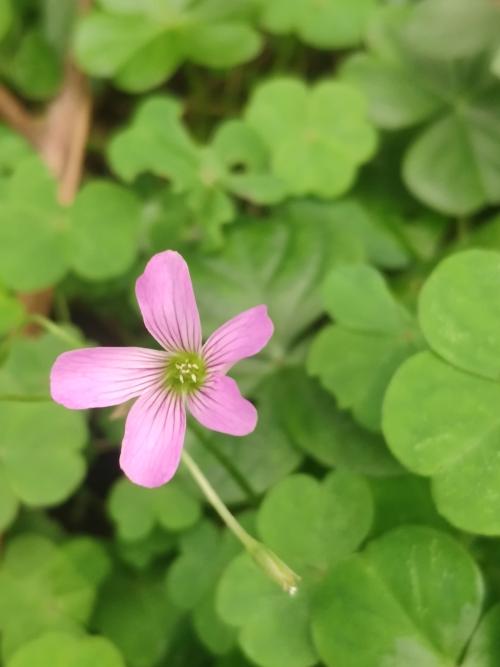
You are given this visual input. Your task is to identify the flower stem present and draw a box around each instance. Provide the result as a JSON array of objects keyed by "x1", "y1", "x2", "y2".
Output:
[
  {"x1": 188, "y1": 421, "x2": 258, "y2": 504},
  {"x1": 27, "y1": 314, "x2": 81, "y2": 348},
  {"x1": 181, "y1": 449, "x2": 301, "y2": 595},
  {"x1": 0, "y1": 394, "x2": 51, "y2": 402}
]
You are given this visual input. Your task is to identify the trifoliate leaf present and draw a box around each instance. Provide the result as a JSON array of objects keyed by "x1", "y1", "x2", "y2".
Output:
[
  {"x1": 70, "y1": 181, "x2": 141, "y2": 281},
  {"x1": 312, "y1": 527, "x2": 484, "y2": 667},
  {"x1": 267, "y1": 366, "x2": 401, "y2": 475},
  {"x1": 217, "y1": 471, "x2": 373, "y2": 667},
  {"x1": 75, "y1": 0, "x2": 261, "y2": 92},
  {"x1": 0, "y1": 401, "x2": 86, "y2": 507},
  {"x1": 0, "y1": 289, "x2": 25, "y2": 336},
  {"x1": 419, "y1": 250, "x2": 500, "y2": 380},
  {"x1": 167, "y1": 521, "x2": 240, "y2": 654},
  {"x1": 342, "y1": 5, "x2": 500, "y2": 215},
  {"x1": 108, "y1": 477, "x2": 201, "y2": 541},
  {"x1": 7, "y1": 632, "x2": 126, "y2": 667},
  {"x1": 462, "y1": 605, "x2": 500, "y2": 667},
  {"x1": 94, "y1": 569, "x2": 181, "y2": 667},
  {"x1": 0, "y1": 157, "x2": 70, "y2": 291},
  {"x1": 308, "y1": 264, "x2": 421, "y2": 431},
  {"x1": 257, "y1": 0, "x2": 377, "y2": 49},
  {"x1": 384, "y1": 250, "x2": 500, "y2": 534},
  {"x1": 0, "y1": 534, "x2": 97, "y2": 659},
  {"x1": 245, "y1": 78, "x2": 377, "y2": 199}
]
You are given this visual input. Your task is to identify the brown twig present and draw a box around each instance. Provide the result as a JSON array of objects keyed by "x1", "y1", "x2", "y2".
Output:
[
  {"x1": 4, "y1": 1, "x2": 93, "y2": 329},
  {"x1": 0, "y1": 85, "x2": 42, "y2": 146}
]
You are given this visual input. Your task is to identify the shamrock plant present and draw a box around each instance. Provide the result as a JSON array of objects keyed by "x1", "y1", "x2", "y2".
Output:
[{"x1": 1, "y1": 0, "x2": 500, "y2": 665}]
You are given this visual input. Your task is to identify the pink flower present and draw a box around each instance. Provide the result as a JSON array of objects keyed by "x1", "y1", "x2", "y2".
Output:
[{"x1": 50, "y1": 251, "x2": 273, "y2": 488}]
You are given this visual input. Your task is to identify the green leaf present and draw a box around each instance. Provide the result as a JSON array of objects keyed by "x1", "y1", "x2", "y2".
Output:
[
  {"x1": 94, "y1": 569, "x2": 181, "y2": 667},
  {"x1": 115, "y1": 528, "x2": 176, "y2": 570},
  {"x1": 167, "y1": 520, "x2": 240, "y2": 654},
  {"x1": 75, "y1": 1, "x2": 261, "y2": 91},
  {"x1": 341, "y1": 52, "x2": 441, "y2": 130},
  {"x1": 342, "y1": 6, "x2": 500, "y2": 215},
  {"x1": 189, "y1": 213, "x2": 359, "y2": 376},
  {"x1": 0, "y1": 401, "x2": 86, "y2": 509},
  {"x1": 400, "y1": 0, "x2": 500, "y2": 61},
  {"x1": 322, "y1": 263, "x2": 413, "y2": 334},
  {"x1": 312, "y1": 527, "x2": 484, "y2": 667},
  {"x1": 0, "y1": 289, "x2": 25, "y2": 336},
  {"x1": 218, "y1": 555, "x2": 317, "y2": 667},
  {"x1": 217, "y1": 471, "x2": 373, "y2": 667},
  {"x1": 462, "y1": 605, "x2": 500, "y2": 667},
  {"x1": 369, "y1": 475, "x2": 447, "y2": 538},
  {"x1": 383, "y1": 351, "x2": 500, "y2": 534},
  {"x1": 245, "y1": 78, "x2": 377, "y2": 198},
  {"x1": 419, "y1": 249, "x2": 500, "y2": 380},
  {"x1": 8, "y1": 28, "x2": 61, "y2": 100},
  {"x1": 257, "y1": 472, "x2": 373, "y2": 577},
  {"x1": 258, "y1": 0, "x2": 377, "y2": 49},
  {"x1": 108, "y1": 97, "x2": 198, "y2": 184},
  {"x1": 308, "y1": 265, "x2": 421, "y2": 431},
  {"x1": 0, "y1": 330, "x2": 79, "y2": 396},
  {"x1": 286, "y1": 198, "x2": 409, "y2": 269},
  {"x1": 0, "y1": 534, "x2": 97, "y2": 659},
  {"x1": 182, "y1": 22, "x2": 260, "y2": 68},
  {"x1": 70, "y1": 180, "x2": 141, "y2": 281},
  {"x1": 108, "y1": 477, "x2": 201, "y2": 541},
  {"x1": 269, "y1": 366, "x2": 401, "y2": 475},
  {"x1": 7, "y1": 632, "x2": 125, "y2": 667},
  {"x1": 63, "y1": 537, "x2": 112, "y2": 589},
  {"x1": 0, "y1": 0, "x2": 10, "y2": 42},
  {"x1": 0, "y1": 158, "x2": 69, "y2": 291},
  {"x1": 403, "y1": 106, "x2": 500, "y2": 216}
]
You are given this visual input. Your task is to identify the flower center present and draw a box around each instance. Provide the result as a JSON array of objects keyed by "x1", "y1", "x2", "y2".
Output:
[{"x1": 164, "y1": 352, "x2": 206, "y2": 394}]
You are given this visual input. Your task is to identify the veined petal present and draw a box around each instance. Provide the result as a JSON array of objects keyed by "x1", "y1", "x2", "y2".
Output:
[
  {"x1": 120, "y1": 387, "x2": 186, "y2": 488},
  {"x1": 50, "y1": 347, "x2": 167, "y2": 409},
  {"x1": 136, "y1": 251, "x2": 202, "y2": 353},
  {"x1": 203, "y1": 305, "x2": 274, "y2": 373},
  {"x1": 188, "y1": 375, "x2": 257, "y2": 436}
]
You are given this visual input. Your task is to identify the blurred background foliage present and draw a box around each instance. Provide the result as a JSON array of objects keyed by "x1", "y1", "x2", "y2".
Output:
[{"x1": 1, "y1": 0, "x2": 500, "y2": 666}]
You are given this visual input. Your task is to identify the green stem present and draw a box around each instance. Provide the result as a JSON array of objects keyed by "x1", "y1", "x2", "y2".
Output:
[
  {"x1": 0, "y1": 394, "x2": 51, "y2": 402},
  {"x1": 27, "y1": 314, "x2": 81, "y2": 348},
  {"x1": 188, "y1": 421, "x2": 258, "y2": 504},
  {"x1": 181, "y1": 449, "x2": 301, "y2": 594}
]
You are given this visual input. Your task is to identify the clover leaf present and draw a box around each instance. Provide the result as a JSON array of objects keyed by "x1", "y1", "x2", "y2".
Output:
[
  {"x1": 245, "y1": 78, "x2": 377, "y2": 199},
  {"x1": 257, "y1": 0, "x2": 376, "y2": 49},
  {"x1": 109, "y1": 97, "x2": 285, "y2": 247},
  {"x1": 462, "y1": 605, "x2": 500, "y2": 667},
  {"x1": 94, "y1": 569, "x2": 181, "y2": 667},
  {"x1": 0, "y1": 157, "x2": 70, "y2": 291},
  {"x1": 75, "y1": 0, "x2": 261, "y2": 92},
  {"x1": 312, "y1": 526, "x2": 484, "y2": 667},
  {"x1": 0, "y1": 288, "x2": 25, "y2": 337},
  {"x1": 383, "y1": 249, "x2": 500, "y2": 534},
  {"x1": 7, "y1": 632, "x2": 126, "y2": 667},
  {"x1": 0, "y1": 157, "x2": 142, "y2": 291},
  {"x1": 216, "y1": 471, "x2": 373, "y2": 667},
  {"x1": 308, "y1": 264, "x2": 421, "y2": 431},
  {"x1": 266, "y1": 366, "x2": 401, "y2": 475},
  {"x1": 342, "y1": 4, "x2": 500, "y2": 215},
  {"x1": 0, "y1": 534, "x2": 98, "y2": 659},
  {"x1": 108, "y1": 477, "x2": 201, "y2": 541},
  {"x1": 167, "y1": 520, "x2": 240, "y2": 655}
]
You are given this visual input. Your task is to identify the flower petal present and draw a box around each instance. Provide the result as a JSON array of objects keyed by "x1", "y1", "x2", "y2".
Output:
[
  {"x1": 50, "y1": 347, "x2": 167, "y2": 409},
  {"x1": 135, "y1": 250, "x2": 202, "y2": 353},
  {"x1": 120, "y1": 387, "x2": 186, "y2": 488},
  {"x1": 203, "y1": 305, "x2": 274, "y2": 373},
  {"x1": 188, "y1": 375, "x2": 257, "y2": 436}
]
